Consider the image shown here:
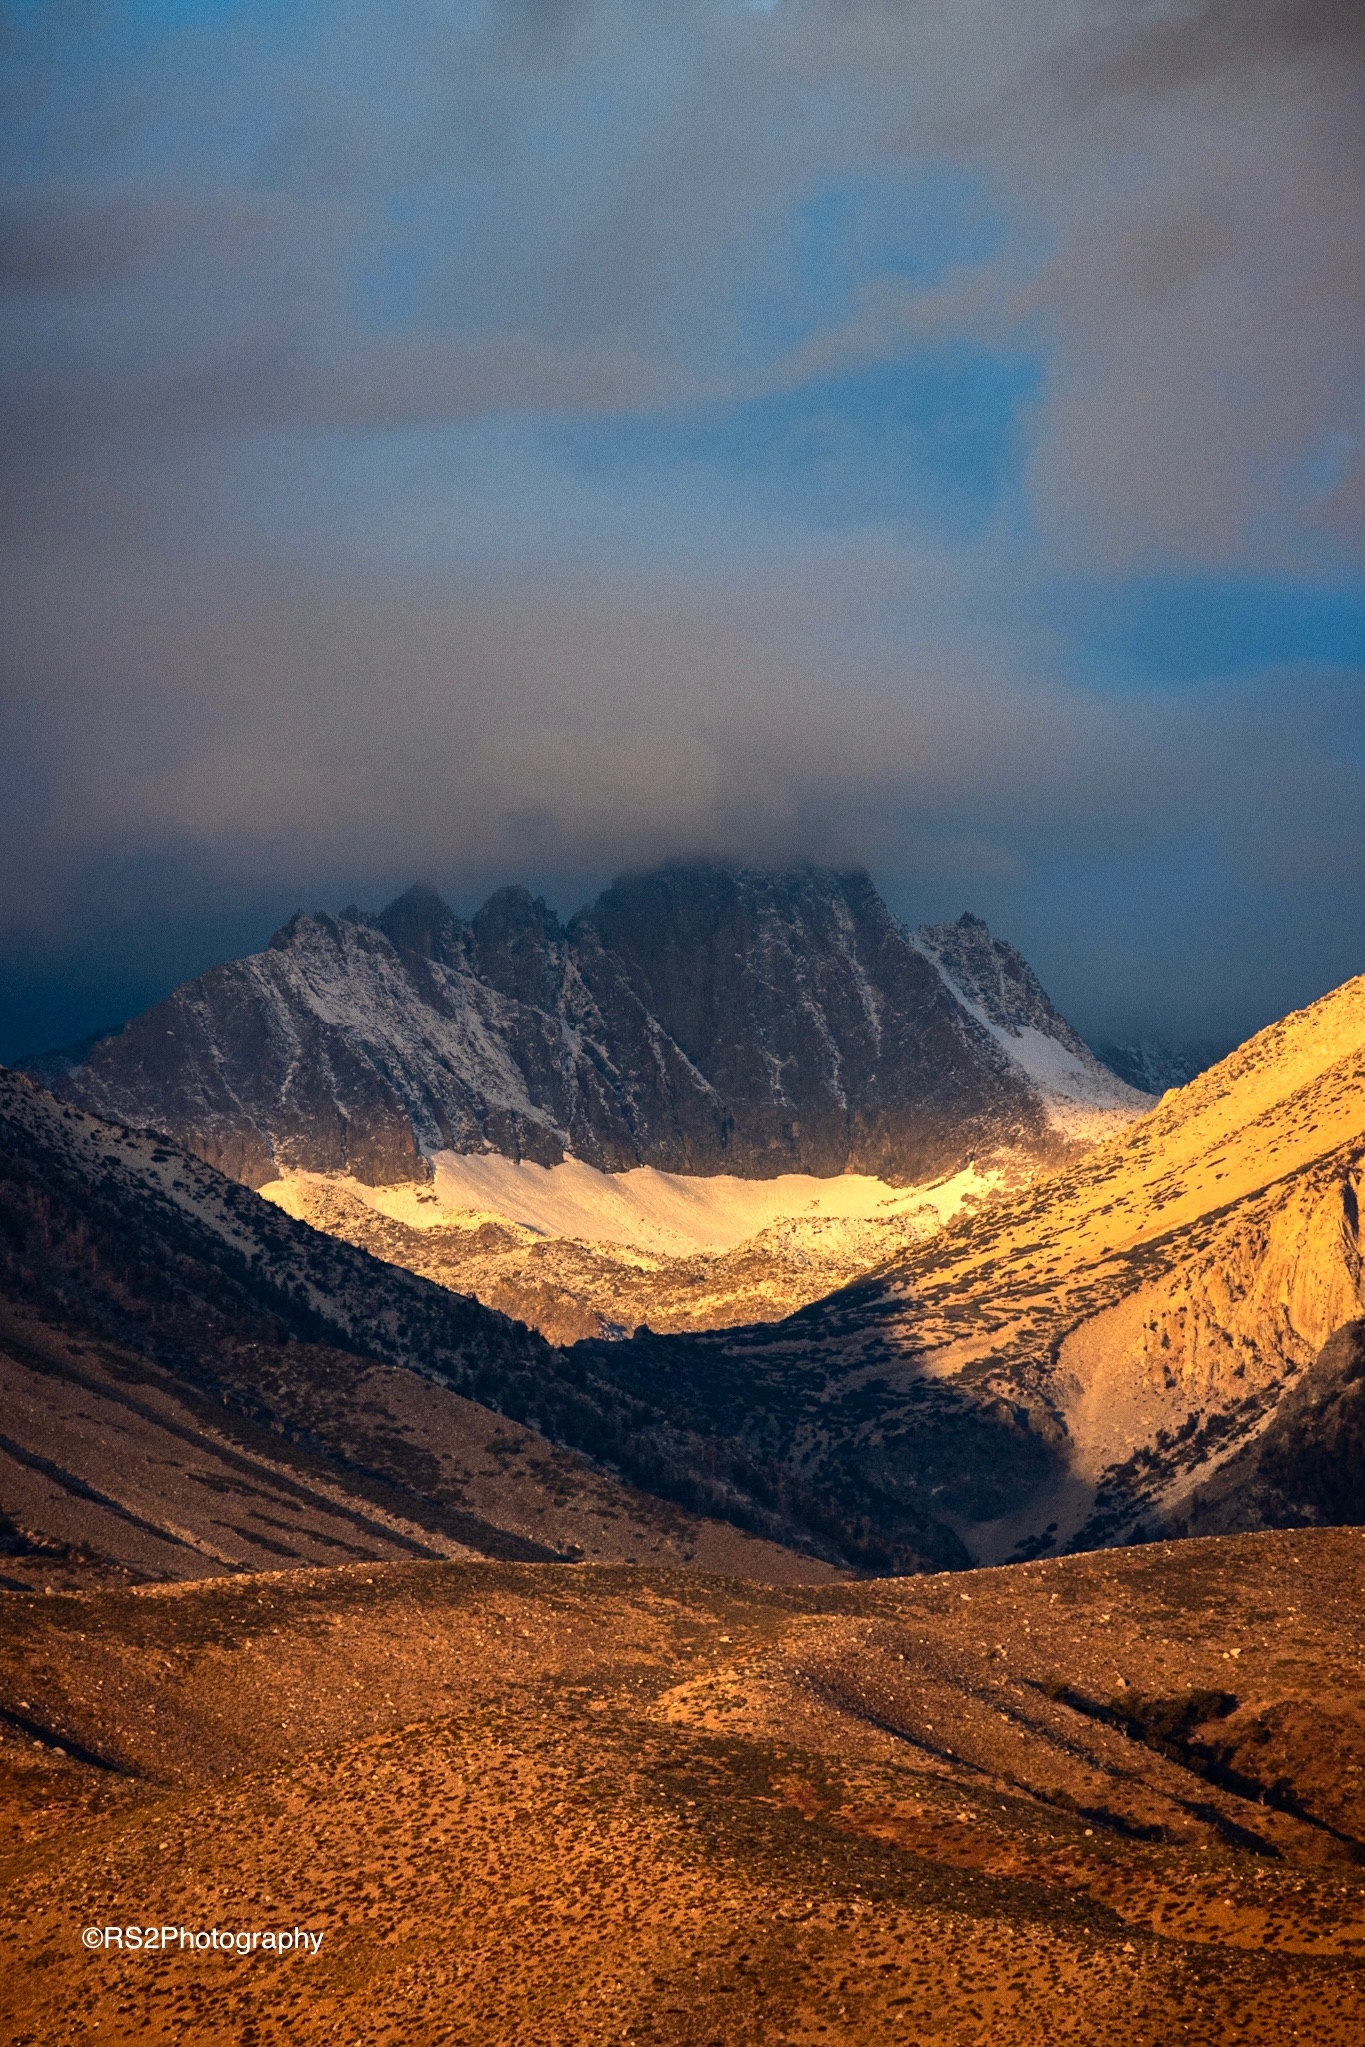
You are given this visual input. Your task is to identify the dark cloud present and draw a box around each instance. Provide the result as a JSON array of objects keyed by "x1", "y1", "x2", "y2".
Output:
[
  {"x1": 1075, "y1": 0, "x2": 1365, "y2": 99},
  {"x1": 0, "y1": 196, "x2": 158, "y2": 294},
  {"x1": 3, "y1": 538, "x2": 1362, "y2": 1049},
  {"x1": 0, "y1": 0, "x2": 1361, "y2": 1056}
]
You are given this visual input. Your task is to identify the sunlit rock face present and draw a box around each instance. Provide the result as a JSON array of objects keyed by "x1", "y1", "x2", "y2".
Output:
[{"x1": 31, "y1": 862, "x2": 1147, "y2": 1191}]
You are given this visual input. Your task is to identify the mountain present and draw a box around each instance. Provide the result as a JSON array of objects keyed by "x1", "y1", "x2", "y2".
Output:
[
  {"x1": 911, "y1": 911, "x2": 1145, "y2": 1144},
  {"x1": 6, "y1": 1530, "x2": 1365, "y2": 2044},
  {"x1": 260, "y1": 1152, "x2": 999, "y2": 1344},
  {"x1": 16, "y1": 878, "x2": 1359, "y2": 1571},
  {"x1": 1092, "y1": 1036, "x2": 1226, "y2": 1096},
  {"x1": 1172, "y1": 1320, "x2": 1365, "y2": 1537},
  {"x1": 30, "y1": 864, "x2": 1147, "y2": 1193},
  {"x1": 0, "y1": 1068, "x2": 953, "y2": 1579},
  {"x1": 580, "y1": 969, "x2": 1365, "y2": 1564}
]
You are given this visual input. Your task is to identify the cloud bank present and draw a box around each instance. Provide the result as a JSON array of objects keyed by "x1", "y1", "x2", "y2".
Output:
[{"x1": 1, "y1": 0, "x2": 1362, "y2": 1055}]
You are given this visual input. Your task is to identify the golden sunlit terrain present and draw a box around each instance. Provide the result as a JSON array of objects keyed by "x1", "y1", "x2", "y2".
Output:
[
  {"x1": 260, "y1": 1157, "x2": 1008, "y2": 1343},
  {"x1": 871, "y1": 971, "x2": 1365, "y2": 1552},
  {"x1": 4, "y1": 1528, "x2": 1365, "y2": 2045},
  {"x1": 613, "y1": 970, "x2": 1365, "y2": 1565}
]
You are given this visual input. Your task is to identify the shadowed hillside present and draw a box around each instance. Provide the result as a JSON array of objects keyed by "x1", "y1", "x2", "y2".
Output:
[{"x1": 0, "y1": 1067, "x2": 954, "y2": 1578}]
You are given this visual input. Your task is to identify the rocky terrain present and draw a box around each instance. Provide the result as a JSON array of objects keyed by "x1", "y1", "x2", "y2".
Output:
[
  {"x1": 909, "y1": 912, "x2": 1146, "y2": 1145},
  {"x1": 7, "y1": 929, "x2": 1365, "y2": 2043},
  {"x1": 1089, "y1": 1038, "x2": 1224, "y2": 1099},
  {"x1": 258, "y1": 1158, "x2": 1003, "y2": 1344},
  {"x1": 24, "y1": 863, "x2": 1152, "y2": 1345},
  {"x1": 583, "y1": 969, "x2": 1365, "y2": 1564},
  {"x1": 3, "y1": 1529, "x2": 1365, "y2": 2045},
  {"x1": 8, "y1": 936, "x2": 1365, "y2": 1587},
  {"x1": 1172, "y1": 1319, "x2": 1365, "y2": 1538},
  {"x1": 29, "y1": 864, "x2": 1146, "y2": 1192}
]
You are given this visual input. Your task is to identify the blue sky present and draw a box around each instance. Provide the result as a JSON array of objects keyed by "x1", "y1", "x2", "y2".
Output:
[{"x1": 1, "y1": 0, "x2": 1363, "y2": 1057}]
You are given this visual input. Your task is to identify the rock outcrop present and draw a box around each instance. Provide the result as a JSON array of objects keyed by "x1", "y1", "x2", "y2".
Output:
[{"x1": 1172, "y1": 1318, "x2": 1365, "y2": 1535}]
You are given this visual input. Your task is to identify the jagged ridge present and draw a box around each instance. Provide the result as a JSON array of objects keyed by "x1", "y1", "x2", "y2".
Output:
[{"x1": 29, "y1": 863, "x2": 1147, "y2": 1192}]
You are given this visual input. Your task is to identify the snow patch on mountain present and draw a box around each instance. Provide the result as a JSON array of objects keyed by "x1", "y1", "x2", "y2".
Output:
[
  {"x1": 911, "y1": 913, "x2": 1152, "y2": 1140},
  {"x1": 261, "y1": 1154, "x2": 1003, "y2": 1260}
]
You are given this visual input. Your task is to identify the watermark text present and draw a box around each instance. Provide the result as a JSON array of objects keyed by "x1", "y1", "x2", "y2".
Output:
[{"x1": 82, "y1": 1924, "x2": 322, "y2": 1957}]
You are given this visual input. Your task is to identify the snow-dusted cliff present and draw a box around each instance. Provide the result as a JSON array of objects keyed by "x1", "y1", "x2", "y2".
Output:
[
  {"x1": 911, "y1": 911, "x2": 1151, "y2": 1143},
  {"x1": 30, "y1": 864, "x2": 1151, "y2": 1189}
]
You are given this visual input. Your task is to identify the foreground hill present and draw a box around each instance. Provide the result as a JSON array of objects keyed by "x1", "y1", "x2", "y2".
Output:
[
  {"x1": 3, "y1": 1530, "x2": 1364, "y2": 2044},
  {"x1": 0, "y1": 1068, "x2": 860, "y2": 1583},
  {"x1": 588, "y1": 971, "x2": 1365, "y2": 1562},
  {"x1": 31, "y1": 863, "x2": 1145, "y2": 1192}
]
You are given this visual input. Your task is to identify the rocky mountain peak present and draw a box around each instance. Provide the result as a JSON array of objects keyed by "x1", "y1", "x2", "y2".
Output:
[
  {"x1": 376, "y1": 881, "x2": 468, "y2": 963},
  {"x1": 913, "y1": 910, "x2": 1091, "y2": 1055},
  {"x1": 571, "y1": 861, "x2": 893, "y2": 1082},
  {"x1": 471, "y1": 887, "x2": 566, "y2": 1008},
  {"x1": 28, "y1": 860, "x2": 1148, "y2": 1190}
]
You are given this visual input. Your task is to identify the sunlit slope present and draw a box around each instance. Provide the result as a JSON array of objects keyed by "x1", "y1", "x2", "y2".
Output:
[
  {"x1": 895, "y1": 971, "x2": 1365, "y2": 1311},
  {"x1": 390, "y1": 1151, "x2": 989, "y2": 1256},
  {"x1": 261, "y1": 1156, "x2": 1001, "y2": 1341},
  {"x1": 867, "y1": 974, "x2": 1365, "y2": 1548},
  {"x1": 603, "y1": 975, "x2": 1365, "y2": 1565}
]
